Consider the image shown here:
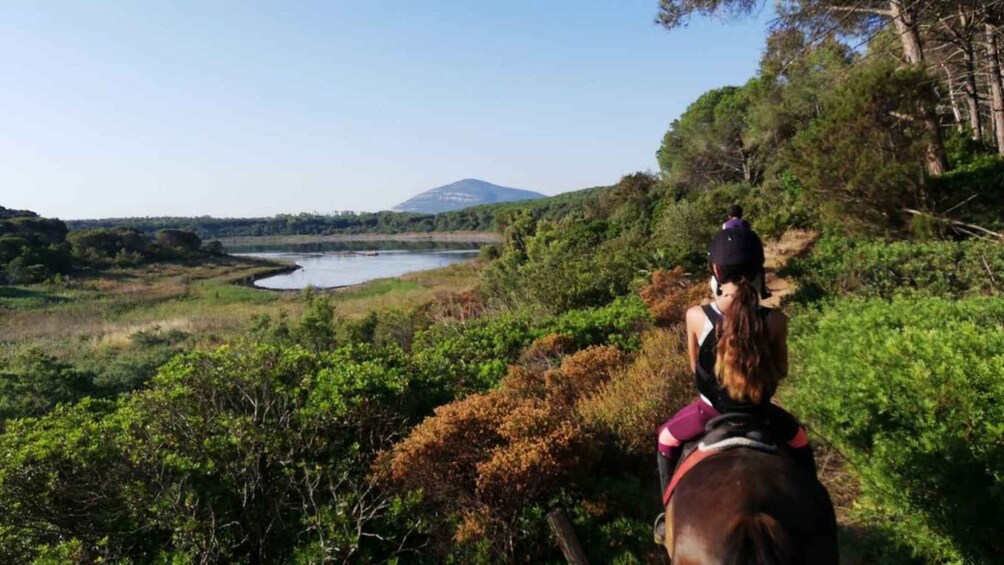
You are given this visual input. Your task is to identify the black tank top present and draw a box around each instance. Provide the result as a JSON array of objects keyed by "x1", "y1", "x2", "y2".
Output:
[{"x1": 695, "y1": 303, "x2": 775, "y2": 414}]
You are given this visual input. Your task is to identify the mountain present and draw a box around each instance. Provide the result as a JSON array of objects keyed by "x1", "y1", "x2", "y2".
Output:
[{"x1": 392, "y1": 179, "x2": 546, "y2": 214}]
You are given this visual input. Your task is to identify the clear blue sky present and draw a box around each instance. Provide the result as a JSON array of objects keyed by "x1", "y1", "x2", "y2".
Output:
[{"x1": 0, "y1": 1, "x2": 773, "y2": 219}]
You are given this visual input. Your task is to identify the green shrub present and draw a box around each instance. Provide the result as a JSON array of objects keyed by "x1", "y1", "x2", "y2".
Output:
[
  {"x1": 745, "y1": 171, "x2": 815, "y2": 239},
  {"x1": 787, "y1": 297, "x2": 1004, "y2": 563},
  {"x1": 481, "y1": 218, "x2": 646, "y2": 313},
  {"x1": 0, "y1": 343, "x2": 430, "y2": 563},
  {"x1": 788, "y1": 235, "x2": 1004, "y2": 301},
  {"x1": 650, "y1": 197, "x2": 718, "y2": 271},
  {"x1": 0, "y1": 349, "x2": 95, "y2": 422},
  {"x1": 789, "y1": 61, "x2": 931, "y2": 235},
  {"x1": 928, "y1": 155, "x2": 1004, "y2": 232},
  {"x1": 543, "y1": 295, "x2": 652, "y2": 351},
  {"x1": 411, "y1": 296, "x2": 652, "y2": 393},
  {"x1": 411, "y1": 313, "x2": 537, "y2": 393}
]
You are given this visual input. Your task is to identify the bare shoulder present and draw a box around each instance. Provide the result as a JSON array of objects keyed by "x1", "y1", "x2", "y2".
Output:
[{"x1": 685, "y1": 305, "x2": 706, "y2": 326}]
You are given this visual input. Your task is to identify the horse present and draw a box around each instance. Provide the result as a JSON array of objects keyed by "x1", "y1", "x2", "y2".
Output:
[{"x1": 661, "y1": 447, "x2": 838, "y2": 564}]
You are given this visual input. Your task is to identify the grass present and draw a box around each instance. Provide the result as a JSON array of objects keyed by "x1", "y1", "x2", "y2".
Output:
[{"x1": 0, "y1": 253, "x2": 483, "y2": 369}]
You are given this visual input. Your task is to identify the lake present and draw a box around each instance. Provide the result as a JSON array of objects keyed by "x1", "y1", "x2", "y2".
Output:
[{"x1": 231, "y1": 241, "x2": 482, "y2": 290}]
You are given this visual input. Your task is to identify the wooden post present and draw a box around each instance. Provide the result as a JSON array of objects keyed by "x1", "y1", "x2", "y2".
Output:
[{"x1": 547, "y1": 509, "x2": 589, "y2": 565}]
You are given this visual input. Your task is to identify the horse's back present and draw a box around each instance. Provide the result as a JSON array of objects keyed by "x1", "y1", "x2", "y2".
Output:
[{"x1": 669, "y1": 449, "x2": 837, "y2": 564}]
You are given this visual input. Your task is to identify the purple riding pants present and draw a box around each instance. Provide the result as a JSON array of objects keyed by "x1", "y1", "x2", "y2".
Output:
[{"x1": 658, "y1": 398, "x2": 808, "y2": 456}]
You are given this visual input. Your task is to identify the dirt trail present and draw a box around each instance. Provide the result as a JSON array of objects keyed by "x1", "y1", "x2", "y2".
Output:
[{"x1": 760, "y1": 229, "x2": 818, "y2": 309}]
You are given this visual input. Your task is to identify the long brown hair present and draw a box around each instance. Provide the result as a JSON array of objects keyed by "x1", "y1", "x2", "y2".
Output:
[{"x1": 714, "y1": 267, "x2": 781, "y2": 404}]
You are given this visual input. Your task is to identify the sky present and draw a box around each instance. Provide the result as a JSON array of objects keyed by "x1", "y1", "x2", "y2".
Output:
[{"x1": 0, "y1": 1, "x2": 774, "y2": 219}]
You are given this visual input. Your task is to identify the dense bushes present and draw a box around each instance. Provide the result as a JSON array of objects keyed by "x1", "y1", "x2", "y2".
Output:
[
  {"x1": 788, "y1": 235, "x2": 1004, "y2": 301},
  {"x1": 389, "y1": 333, "x2": 689, "y2": 563},
  {"x1": 927, "y1": 155, "x2": 1004, "y2": 232},
  {"x1": 0, "y1": 349, "x2": 93, "y2": 422},
  {"x1": 0, "y1": 343, "x2": 429, "y2": 563},
  {"x1": 789, "y1": 61, "x2": 932, "y2": 234},
  {"x1": 0, "y1": 215, "x2": 71, "y2": 284},
  {"x1": 69, "y1": 227, "x2": 207, "y2": 266},
  {"x1": 411, "y1": 295, "x2": 652, "y2": 393},
  {"x1": 481, "y1": 217, "x2": 647, "y2": 313},
  {"x1": 0, "y1": 208, "x2": 211, "y2": 284},
  {"x1": 786, "y1": 297, "x2": 1004, "y2": 563}
]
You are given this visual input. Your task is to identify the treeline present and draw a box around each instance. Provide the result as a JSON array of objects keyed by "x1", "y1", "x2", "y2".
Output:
[
  {"x1": 655, "y1": 0, "x2": 1004, "y2": 237},
  {"x1": 65, "y1": 186, "x2": 608, "y2": 240},
  {"x1": 0, "y1": 207, "x2": 220, "y2": 284}
]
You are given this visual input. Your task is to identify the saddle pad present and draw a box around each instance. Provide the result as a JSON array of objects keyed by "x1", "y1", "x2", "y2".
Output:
[{"x1": 698, "y1": 436, "x2": 777, "y2": 453}]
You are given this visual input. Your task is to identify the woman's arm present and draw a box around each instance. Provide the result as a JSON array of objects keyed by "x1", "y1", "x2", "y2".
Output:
[{"x1": 685, "y1": 305, "x2": 704, "y2": 373}]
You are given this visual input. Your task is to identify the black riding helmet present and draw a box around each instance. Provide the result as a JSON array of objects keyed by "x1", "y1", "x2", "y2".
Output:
[
  {"x1": 709, "y1": 228, "x2": 764, "y2": 266},
  {"x1": 709, "y1": 228, "x2": 770, "y2": 299}
]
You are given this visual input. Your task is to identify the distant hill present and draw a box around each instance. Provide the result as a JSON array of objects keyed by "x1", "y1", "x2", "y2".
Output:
[{"x1": 392, "y1": 179, "x2": 545, "y2": 214}]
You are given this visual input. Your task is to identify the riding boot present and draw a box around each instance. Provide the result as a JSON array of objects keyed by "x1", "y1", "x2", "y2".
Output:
[
  {"x1": 657, "y1": 448, "x2": 680, "y2": 497},
  {"x1": 792, "y1": 444, "x2": 818, "y2": 478}
]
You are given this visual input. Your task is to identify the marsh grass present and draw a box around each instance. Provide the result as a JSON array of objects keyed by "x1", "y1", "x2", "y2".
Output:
[{"x1": 0, "y1": 255, "x2": 483, "y2": 370}]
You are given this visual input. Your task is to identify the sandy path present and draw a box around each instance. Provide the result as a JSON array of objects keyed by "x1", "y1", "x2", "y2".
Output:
[{"x1": 761, "y1": 229, "x2": 818, "y2": 309}]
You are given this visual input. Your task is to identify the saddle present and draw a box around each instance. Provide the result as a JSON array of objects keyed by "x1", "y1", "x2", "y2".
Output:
[{"x1": 663, "y1": 413, "x2": 778, "y2": 506}]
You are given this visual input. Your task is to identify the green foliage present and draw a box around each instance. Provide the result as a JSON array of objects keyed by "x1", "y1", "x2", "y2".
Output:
[
  {"x1": 595, "y1": 173, "x2": 663, "y2": 234},
  {"x1": 66, "y1": 226, "x2": 207, "y2": 268},
  {"x1": 83, "y1": 328, "x2": 191, "y2": 395},
  {"x1": 155, "y1": 229, "x2": 201, "y2": 253},
  {"x1": 787, "y1": 297, "x2": 1004, "y2": 563},
  {"x1": 543, "y1": 295, "x2": 652, "y2": 351},
  {"x1": 788, "y1": 235, "x2": 1004, "y2": 301},
  {"x1": 650, "y1": 197, "x2": 719, "y2": 271},
  {"x1": 0, "y1": 215, "x2": 71, "y2": 284},
  {"x1": 64, "y1": 184, "x2": 611, "y2": 240},
  {"x1": 789, "y1": 61, "x2": 933, "y2": 234},
  {"x1": 0, "y1": 399, "x2": 149, "y2": 563},
  {"x1": 411, "y1": 295, "x2": 651, "y2": 393},
  {"x1": 744, "y1": 171, "x2": 814, "y2": 238},
  {"x1": 928, "y1": 155, "x2": 1004, "y2": 232},
  {"x1": 482, "y1": 217, "x2": 646, "y2": 313},
  {"x1": 411, "y1": 312, "x2": 537, "y2": 393},
  {"x1": 0, "y1": 343, "x2": 430, "y2": 563},
  {"x1": 0, "y1": 349, "x2": 94, "y2": 422},
  {"x1": 658, "y1": 84, "x2": 763, "y2": 192},
  {"x1": 201, "y1": 240, "x2": 225, "y2": 255},
  {"x1": 294, "y1": 292, "x2": 339, "y2": 352}
]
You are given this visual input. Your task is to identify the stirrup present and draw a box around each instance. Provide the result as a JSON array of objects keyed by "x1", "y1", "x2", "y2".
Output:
[{"x1": 653, "y1": 512, "x2": 666, "y2": 545}]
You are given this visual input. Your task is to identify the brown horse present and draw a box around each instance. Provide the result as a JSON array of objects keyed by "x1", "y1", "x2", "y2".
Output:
[{"x1": 662, "y1": 448, "x2": 838, "y2": 564}]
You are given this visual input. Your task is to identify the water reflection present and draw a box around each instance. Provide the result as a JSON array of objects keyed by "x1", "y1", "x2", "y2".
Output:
[{"x1": 234, "y1": 242, "x2": 481, "y2": 290}]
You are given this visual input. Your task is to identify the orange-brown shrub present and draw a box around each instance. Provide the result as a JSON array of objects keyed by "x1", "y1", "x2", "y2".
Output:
[
  {"x1": 519, "y1": 332, "x2": 573, "y2": 366},
  {"x1": 579, "y1": 329, "x2": 693, "y2": 456},
  {"x1": 498, "y1": 365, "x2": 546, "y2": 397},
  {"x1": 387, "y1": 344, "x2": 634, "y2": 556},
  {"x1": 388, "y1": 392, "x2": 519, "y2": 505},
  {"x1": 639, "y1": 267, "x2": 708, "y2": 326},
  {"x1": 423, "y1": 288, "x2": 487, "y2": 322},
  {"x1": 546, "y1": 345, "x2": 626, "y2": 408},
  {"x1": 476, "y1": 421, "x2": 582, "y2": 504}
]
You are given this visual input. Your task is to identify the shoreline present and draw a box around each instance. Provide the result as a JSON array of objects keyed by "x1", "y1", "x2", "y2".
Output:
[
  {"x1": 233, "y1": 249, "x2": 485, "y2": 294},
  {"x1": 217, "y1": 231, "x2": 501, "y2": 248}
]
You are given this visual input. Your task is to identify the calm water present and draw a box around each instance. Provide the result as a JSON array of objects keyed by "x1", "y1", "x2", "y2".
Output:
[{"x1": 232, "y1": 242, "x2": 481, "y2": 290}]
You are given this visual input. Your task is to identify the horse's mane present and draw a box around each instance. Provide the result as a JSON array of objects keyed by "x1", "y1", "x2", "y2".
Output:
[{"x1": 722, "y1": 512, "x2": 794, "y2": 565}]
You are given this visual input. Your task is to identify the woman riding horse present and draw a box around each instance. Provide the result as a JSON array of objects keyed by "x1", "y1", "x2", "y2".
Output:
[{"x1": 655, "y1": 228, "x2": 837, "y2": 563}]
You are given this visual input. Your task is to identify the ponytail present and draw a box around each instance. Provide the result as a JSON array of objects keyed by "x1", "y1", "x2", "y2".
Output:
[{"x1": 715, "y1": 277, "x2": 780, "y2": 404}]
